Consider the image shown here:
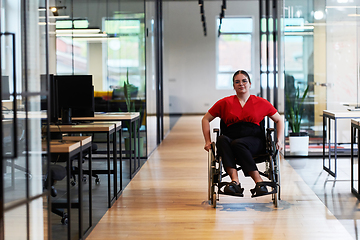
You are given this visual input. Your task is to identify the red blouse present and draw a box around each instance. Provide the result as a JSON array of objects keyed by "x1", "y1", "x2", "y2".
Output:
[{"x1": 208, "y1": 95, "x2": 277, "y2": 126}]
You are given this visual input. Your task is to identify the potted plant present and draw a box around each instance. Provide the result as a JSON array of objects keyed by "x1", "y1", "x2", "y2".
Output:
[
  {"x1": 123, "y1": 68, "x2": 144, "y2": 158},
  {"x1": 285, "y1": 85, "x2": 309, "y2": 155}
]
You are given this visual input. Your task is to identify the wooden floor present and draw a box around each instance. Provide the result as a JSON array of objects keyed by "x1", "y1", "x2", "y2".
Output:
[{"x1": 87, "y1": 116, "x2": 353, "y2": 240}]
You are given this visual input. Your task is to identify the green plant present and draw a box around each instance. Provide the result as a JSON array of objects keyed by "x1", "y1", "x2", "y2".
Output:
[
  {"x1": 121, "y1": 68, "x2": 143, "y2": 132},
  {"x1": 123, "y1": 68, "x2": 137, "y2": 112},
  {"x1": 285, "y1": 85, "x2": 309, "y2": 134}
]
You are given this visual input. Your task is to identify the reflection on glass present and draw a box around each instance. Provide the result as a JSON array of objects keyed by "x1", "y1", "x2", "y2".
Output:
[
  {"x1": 4, "y1": 205, "x2": 27, "y2": 239},
  {"x1": 217, "y1": 18, "x2": 252, "y2": 90},
  {"x1": 29, "y1": 198, "x2": 45, "y2": 239}
]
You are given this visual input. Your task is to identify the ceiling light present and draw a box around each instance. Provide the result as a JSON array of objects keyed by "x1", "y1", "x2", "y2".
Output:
[
  {"x1": 56, "y1": 28, "x2": 102, "y2": 34},
  {"x1": 56, "y1": 33, "x2": 108, "y2": 38},
  {"x1": 314, "y1": 11, "x2": 324, "y2": 20},
  {"x1": 38, "y1": 16, "x2": 70, "y2": 19}
]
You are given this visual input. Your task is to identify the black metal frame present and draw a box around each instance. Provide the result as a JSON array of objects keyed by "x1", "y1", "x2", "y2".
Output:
[
  {"x1": 1, "y1": 0, "x2": 53, "y2": 239},
  {"x1": 322, "y1": 113, "x2": 355, "y2": 178},
  {"x1": 351, "y1": 121, "x2": 360, "y2": 199},
  {"x1": 156, "y1": 0, "x2": 164, "y2": 144},
  {"x1": 259, "y1": 0, "x2": 279, "y2": 130}
]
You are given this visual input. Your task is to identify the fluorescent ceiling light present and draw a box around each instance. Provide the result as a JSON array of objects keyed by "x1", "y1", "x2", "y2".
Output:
[
  {"x1": 56, "y1": 33, "x2": 108, "y2": 37},
  {"x1": 56, "y1": 28, "x2": 102, "y2": 34},
  {"x1": 39, "y1": 16, "x2": 70, "y2": 19}
]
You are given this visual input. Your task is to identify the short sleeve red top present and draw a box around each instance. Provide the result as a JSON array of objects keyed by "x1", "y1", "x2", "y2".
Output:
[{"x1": 208, "y1": 95, "x2": 277, "y2": 127}]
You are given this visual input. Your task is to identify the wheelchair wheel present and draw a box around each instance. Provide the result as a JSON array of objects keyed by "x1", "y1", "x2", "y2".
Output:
[
  {"x1": 271, "y1": 153, "x2": 281, "y2": 208},
  {"x1": 212, "y1": 192, "x2": 217, "y2": 208},
  {"x1": 208, "y1": 142, "x2": 219, "y2": 208}
]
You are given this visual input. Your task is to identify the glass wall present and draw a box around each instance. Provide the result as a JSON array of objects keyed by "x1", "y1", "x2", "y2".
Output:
[
  {"x1": 283, "y1": 0, "x2": 321, "y2": 156},
  {"x1": 52, "y1": 0, "x2": 147, "y2": 157},
  {"x1": 283, "y1": 0, "x2": 360, "y2": 156},
  {"x1": 1, "y1": 0, "x2": 51, "y2": 239},
  {"x1": 146, "y1": 0, "x2": 158, "y2": 155},
  {"x1": 217, "y1": 18, "x2": 253, "y2": 90}
]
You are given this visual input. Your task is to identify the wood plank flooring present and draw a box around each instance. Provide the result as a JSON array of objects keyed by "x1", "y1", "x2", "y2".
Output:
[{"x1": 87, "y1": 116, "x2": 353, "y2": 240}]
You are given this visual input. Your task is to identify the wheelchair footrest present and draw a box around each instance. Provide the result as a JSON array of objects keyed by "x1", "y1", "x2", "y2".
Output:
[
  {"x1": 218, "y1": 182, "x2": 244, "y2": 197},
  {"x1": 250, "y1": 181, "x2": 277, "y2": 198}
]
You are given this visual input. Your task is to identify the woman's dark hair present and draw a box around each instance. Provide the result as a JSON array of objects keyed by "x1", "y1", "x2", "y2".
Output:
[{"x1": 232, "y1": 70, "x2": 251, "y2": 83}]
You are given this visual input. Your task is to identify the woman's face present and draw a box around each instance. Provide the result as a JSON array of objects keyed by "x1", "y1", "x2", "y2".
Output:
[{"x1": 233, "y1": 73, "x2": 251, "y2": 94}]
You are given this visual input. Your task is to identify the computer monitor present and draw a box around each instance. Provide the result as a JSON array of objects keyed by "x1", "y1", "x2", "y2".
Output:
[
  {"x1": 41, "y1": 74, "x2": 58, "y2": 123},
  {"x1": 2, "y1": 76, "x2": 10, "y2": 100},
  {"x1": 55, "y1": 75, "x2": 95, "y2": 121}
]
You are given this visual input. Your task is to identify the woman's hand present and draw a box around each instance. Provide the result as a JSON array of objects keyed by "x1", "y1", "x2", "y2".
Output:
[
  {"x1": 204, "y1": 142, "x2": 212, "y2": 152},
  {"x1": 276, "y1": 141, "x2": 283, "y2": 152}
]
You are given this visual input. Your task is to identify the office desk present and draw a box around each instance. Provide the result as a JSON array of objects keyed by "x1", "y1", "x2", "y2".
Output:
[
  {"x1": 85, "y1": 121, "x2": 123, "y2": 197},
  {"x1": 323, "y1": 110, "x2": 360, "y2": 177},
  {"x1": 351, "y1": 119, "x2": 360, "y2": 199},
  {"x1": 47, "y1": 139, "x2": 83, "y2": 240},
  {"x1": 49, "y1": 123, "x2": 119, "y2": 208},
  {"x1": 72, "y1": 112, "x2": 141, "y2": 179},
  {"x1": 61, "y1": 136, "x2": 93, "y2": 238}
]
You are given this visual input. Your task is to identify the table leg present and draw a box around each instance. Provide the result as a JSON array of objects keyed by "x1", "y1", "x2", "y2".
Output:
[
  {"x1": 78, "y1": 148, "x2": 83, "y2": 238},
  {"x1": 66, "y1": 153, "x2": 71, "y2": 240},
  {"x1": 118, "y1": 128, "x2": 122, "y2": 198},
  {"x1": 358, "y1": 128, "x2": 360, "y2": 194},
  {"x1": 107, "y1": 132, "x2": 111, "y2": 208},
  {"x1": 113, "y1": 130, "x2": 117, "y2": 201},
  {"x1": 334, "y1": 118, "x2": 337, "y2": 177},
  {"x1": 351, "y1": 125, "x2": 354, "y2": 190}
]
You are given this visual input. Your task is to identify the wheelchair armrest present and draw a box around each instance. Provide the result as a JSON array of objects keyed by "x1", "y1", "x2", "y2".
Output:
[
  {"x1": 213, "y1": 128, "x2": 220, "y2": 138},
  {"x1": 266, "y1": 128, "x2": 275, "y2": 133}
]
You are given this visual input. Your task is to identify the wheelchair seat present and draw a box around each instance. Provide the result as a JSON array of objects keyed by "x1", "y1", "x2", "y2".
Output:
[{"x1": 208, "y1": 118, "x2": 281, "y2": 208}]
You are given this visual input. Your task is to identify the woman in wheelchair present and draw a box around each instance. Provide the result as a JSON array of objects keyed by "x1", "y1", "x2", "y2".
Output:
[{"x1": 202, "y1": 70, "x2": 284, "y2": 197}]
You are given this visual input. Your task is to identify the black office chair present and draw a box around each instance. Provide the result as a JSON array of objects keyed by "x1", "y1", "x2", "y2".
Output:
[
  {"x1": 50, "y1": 132, "x2": 100, "y2": 185},
  {"x1": 208, "y1": 119, "x2": 281, "y2": 208},
  {"x1": 43, "y1": 163, "x2": 69, "y2": 224}
]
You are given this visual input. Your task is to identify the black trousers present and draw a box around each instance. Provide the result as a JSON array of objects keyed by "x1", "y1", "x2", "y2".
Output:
[{"x1": 216, "y1": 134, "x2": 264, "y2": 177}]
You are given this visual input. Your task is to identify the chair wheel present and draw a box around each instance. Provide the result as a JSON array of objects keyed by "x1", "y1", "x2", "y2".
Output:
[
  {"x1": 82, "y1": 176, "x2": 87, "y2": 182},
  {"x1": 61, "y1": 217, "x2": 68, "y2": 225},
  {"x1": 50, "y1": 186, "x2": 57, "y2": 197},
  {"x1": 71, "y1": 181, "x2": 76, "y2": 186},
  {"x1": 212, "y1": 193, "x2": 217, "y2": 208},
  {"x1": 95, "y1": 178, "x2": 100, "y2": 184},
  {"x1": 61, "y1": 213, "x2": 68, "y2": 225}
]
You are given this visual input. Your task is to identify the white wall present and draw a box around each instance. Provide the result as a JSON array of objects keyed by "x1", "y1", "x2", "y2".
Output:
[{"x1": 163, "y1": 0, "x2": 260, "y2": 114}]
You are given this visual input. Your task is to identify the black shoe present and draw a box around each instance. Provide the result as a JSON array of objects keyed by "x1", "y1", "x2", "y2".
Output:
[
  {"x1": 223, "y1": 181, "x2": 244, "y2": 197},
  {"x1": 250, "y1": 182, "x2": 269, "y2": 198}
]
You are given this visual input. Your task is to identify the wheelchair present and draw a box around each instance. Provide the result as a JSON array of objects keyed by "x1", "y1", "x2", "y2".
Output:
[{"x1": 208, "y1": 119, "x2": 281, "y2": 208}]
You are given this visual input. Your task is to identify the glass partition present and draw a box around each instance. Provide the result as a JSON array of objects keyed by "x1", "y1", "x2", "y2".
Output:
[
  {"x1": 2, "y1": 0, "x2": 50, "y2": 239},
  {"x1": 283, "y1": 0, "x2": 360, "y2": 156}
]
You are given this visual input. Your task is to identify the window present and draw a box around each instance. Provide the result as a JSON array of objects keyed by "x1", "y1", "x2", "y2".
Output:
[{"x1": 217, "y1": 17, "x2": 253, "y2": 89}]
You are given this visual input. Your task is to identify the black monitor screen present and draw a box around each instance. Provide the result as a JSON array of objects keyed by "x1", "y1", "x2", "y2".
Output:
[
  {"x1": 40, "y1": 74, "x2": 58, "y2": 123},
  {"x1": 55, "y1": 75, "x2": 95, "y2": 118},
  {"x1": 2, "y1": 76, "x2": 10, "y2": 100}
]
